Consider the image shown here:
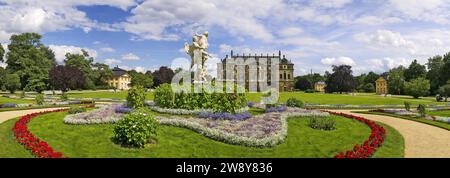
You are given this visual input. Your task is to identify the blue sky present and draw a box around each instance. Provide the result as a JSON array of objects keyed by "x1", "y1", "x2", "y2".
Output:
[{"x1": 1, "y1": 0, "x2": 450, "y2": 76}]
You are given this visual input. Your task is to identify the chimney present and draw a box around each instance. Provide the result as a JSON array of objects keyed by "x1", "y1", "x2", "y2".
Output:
[
  {"x1": 279, "y1": 50, "x2": 282, "y2": 57},
  {"x1": 231, "y1": 50, "x2": 234, "y2": 57}
]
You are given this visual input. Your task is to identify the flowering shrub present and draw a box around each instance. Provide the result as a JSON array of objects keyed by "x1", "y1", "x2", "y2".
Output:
[
  {"x1": 113, "y1": 109, "x2": 159, "y2": 148},
  {"x1": 369, "y1": 109, "x2": 420, "y2": 117},
  {"x1": 425, "y1": 116, "x2": 450, "y2": 123},
  {"x1": 35, "y1": 94, "x2": 44, "y2": 105},
  {"x1": 247, "y1": 102, "x2": 256, "y2": 108},
  {"x1": 265, "y1": 106, "x2": 287, "y2": 113},
  {"x1": 308, "y1": 117, "x2": 336, "y2": 131},
  {"x1": 1, "y1": 103, "x2": 17, "y2": 108},
  {"x1": 198, "y1": 112, "x2": 251, "y2": 120},
  {"x1": 328, "y1": 112, "x2": 386, "y2": 158},
  {"x1": 115, "y1": 107, "x2": 133, "y2": 114},
  {"x1": 12, "y1": 110, "x2": 66, "y2": 158}
]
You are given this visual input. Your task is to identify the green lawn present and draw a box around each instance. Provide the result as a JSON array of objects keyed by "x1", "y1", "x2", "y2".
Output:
[
  {"x1": 427, "y1": 110, "x2": 450, "y2": 117},
  {"x1": 63, "y1": 91, "x2": 444, "y2": 105},
  {"x1": 0, "y1": 112, "x2": 402, "y2": 158},
  {"x1": 359, "y1": 111, "x2": 450, "y2": 131},
  {"x1": 0, "y1": 96, "x2": 32, "y2": 105}
]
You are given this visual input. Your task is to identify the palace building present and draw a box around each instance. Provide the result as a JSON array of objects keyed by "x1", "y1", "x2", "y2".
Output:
[
  {"x1": 314, "y1": 81, "x2": 326, "y2": 93},
  {"x1": 107, "y1": 66, "x2": 131, "y2": 90},
  {"x1": 217, "y1": 51, "x2": 294, "y2": 92}
]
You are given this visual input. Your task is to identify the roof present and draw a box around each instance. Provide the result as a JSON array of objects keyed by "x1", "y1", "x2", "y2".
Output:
[
  {"x1": 316, "y1": 81, "x2": 326, "y2": 85},
  {"x1": 376, "y1": 77, "x2": 387, "y2": 82},
  {"x1": 112, "y1": 66, "x2": 128, "y2": 77}
]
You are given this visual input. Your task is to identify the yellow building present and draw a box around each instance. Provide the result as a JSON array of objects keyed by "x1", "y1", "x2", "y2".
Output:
[
  {"x1": 375, "y1": 77, "x2": 388, "y2": 95},
  {"x1": 107, "y1": 66, "x2": 131, "y2": 90},
  {"x1": 314, "y1": 81, "x2": 326, "y2": 93}
]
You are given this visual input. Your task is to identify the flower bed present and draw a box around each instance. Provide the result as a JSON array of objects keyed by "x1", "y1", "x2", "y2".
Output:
[
  {"x1": 327, "y1": 111, "x2": 386, "y2": 158},
  {"x1": 425, "y1": 116, "x2": 450, "y2": 123},
  {"x1": 369, "y1": 109, "x2": 420, "y2": 117},
  {"x1": 157, "y1": 107, "x2": 330, "y2": 147},
  {"x1": 12, "y1": 110, "x2": 66, "y2": 158},
  {"x1": 198, "y1": 112, "x2": 252, "y2": 120},
  {"x1": 64, "y1": 104, "x2": 124, "y2": 125}
]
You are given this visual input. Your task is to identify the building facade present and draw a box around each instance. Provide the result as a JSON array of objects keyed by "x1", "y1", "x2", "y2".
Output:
[
  {"x1": 314, "y1": 81, "x2": 326, "y2": 93},
  {"x1": 107, "y1": 66, "x2": 131, "y2": 90},
  {"x1": 375, "y1": 77, "x2": 388, "y2": 95},
  {"x1": 217, "y1": 51, "x2": 294, "y2": 92}
]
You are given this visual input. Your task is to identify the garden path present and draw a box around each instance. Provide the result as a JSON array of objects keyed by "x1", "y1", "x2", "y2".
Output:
[
  {"x1": 332, "y1": 110, "x2": 450, "y2": 158},
  {"x1": 0, "y1": 107, "x2": 67, "y2": 124}
]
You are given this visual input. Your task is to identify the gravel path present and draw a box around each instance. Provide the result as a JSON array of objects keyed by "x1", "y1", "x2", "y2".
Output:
[
  {"x1": 0, "y1": 107, "x2": 67, "y2": 124},
  {"x1": 332, "y1": 110, "x2": 450, "y2": 158}
]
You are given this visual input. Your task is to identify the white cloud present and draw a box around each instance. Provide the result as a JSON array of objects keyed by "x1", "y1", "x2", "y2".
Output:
[
  {"x1": 311, "y1": 0, "x2": 353, "y2": 9},
  {"x1": 354, "y1": 30, "x2": 413, "y2": 48},
  {"x1": 135, "y1": 66, "x2": 146, "y2": 73},
  {"x1": 122, "y1": 53, "x2": 140, "y2": 60},
  {"x1": 279, "y1": 27, "x2": 304, "y2": 37},
  {"x1": 170, "y1": 57, "x2": 191, "y2": 71},
  {"x1": 49, "y1": 45, "x2": 97, "y2": 63},
  {"x1": 321, "y1": 56, "x2": 355, "y2": 66},
  {"x1": 100, "y1": 47, "x2": 115, "y2": 53},
  {"x1": 104, "y1": 58, "x2": 121, "y2": 65}
]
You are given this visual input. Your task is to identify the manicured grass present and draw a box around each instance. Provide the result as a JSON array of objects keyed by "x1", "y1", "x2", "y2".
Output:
[
  {"x1": 372, "y1": 122, "x2": 405, "y2": 158},
  {"x1": 0, "y1": 96, "x2": 32, "y2": 105},
  {"x1": 67, "y1": 91, "x2": 154, "y2": 100},
  {"x1": 16, "y1": 112, "x2": 401, "y2": 158},
  {"x1": 248, "y1": 92, "x2": 442, "y2": 105},
  {"x1": 427, "y1": 110, "x2": 450, "y2": 117},
  {"x1": 359, "y1": 111, "x2": 450, "y2": 131},
  {"x1": 0, "y1": 118, "x2": 34, "y2": 158},
  {"x1": 65, "y1": 91, "x2": 444, "y2": 105}
]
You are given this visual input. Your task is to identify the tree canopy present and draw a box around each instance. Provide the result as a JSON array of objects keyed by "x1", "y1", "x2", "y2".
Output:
[
  {"x1": 325, "y1": 65, "x2": 356, "y2": 94},
  {"x1": 5, "y1": 33, "x2": 56, "y2": 90},
  {"x1": 49, "y1": 65, "x2": 86, "y2": 93},
  {"x1": 404, "y1": 77, "x2": 430, "y2": 99},
  {"x1": 404, "y1": 59, "x2": 426, "y2": 82},
  {"x1": 152, "y1": 66, "x2": 175, "y2": 87}
]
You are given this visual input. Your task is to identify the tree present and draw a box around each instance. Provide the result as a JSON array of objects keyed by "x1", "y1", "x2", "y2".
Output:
[
  {"x1": 426, "y1": 55, "x2": 444, "y2": 95},
  {"x1": 404, "y1": 59, "x2": 426, "y2": 82},
  {"x1": 388, "y1": 66, "x2": 406, "y2": 95},
  {"x1": 361, "y1": 83, "x2": 375, "y2": 93},
  {"x1": 152, "y1": 66, "x2": 174, "y2": 87},
  {"x1": 294, "y1": 76, "x2": 311, "y2": 91},
  {"x1": 404, "y1": 77, "x2": 430, "y2": 99},
  {"x1": 325, "y1": 65, "x2": 356, "y2": 94},
  {"x1": 64, "y1": 50, "x2": 96, "y2": 89},
  {"x1": 24, "y1": 75, "x2": 48, "y2": 93},
  {"x1": 364, "y1": 72, "x2": 380, "y2": 85},
  {"x1": 439, "y1": 52, "x2": 450, "y2": 87},
  {"x1": 0, "y1": 43, "x2": 4, "y2": 62},
  {"x1": 0, "y1": 67, "x2": 6, "y2": 90},
  {"x1": 5, "y1": 33, "x2": 55, "y2": 89},
  {"x1": 130, "y1": 71, "x2": 153, "y2": 88},
  {"x1": 92, "y1": 63, "x2": 113, "y2": 87},
  {"x1": 5, "y1": 73, "x2": 21, "y2": 94},
  {"x1": 49, "y1": 65, "x2": 86, "y2": 93}
]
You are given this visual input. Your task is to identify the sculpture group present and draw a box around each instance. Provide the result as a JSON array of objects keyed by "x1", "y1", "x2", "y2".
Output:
[{"x1": 184, "y1": 31, "x2": 211, "y2": 83}]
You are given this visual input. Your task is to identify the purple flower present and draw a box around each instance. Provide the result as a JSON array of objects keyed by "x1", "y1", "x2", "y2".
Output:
[
  {"x1": 1, "y1": 103, "x2": 17, "y2": 108},
  {"x1": 247, "y1": 102, "x2": 256, "y2": 108},
  {"x1": 198, "y1": 112, "x2": 252, "y2": 120},
  {"x1": 115, "y1": 107, "x2": 133, "y2": 114},
  {"x1": 69, "y1": 101, "x2": 82, "y2": 105},
  {"x1": 265, "y1": 106, "x2": 287, "y2": 113}
]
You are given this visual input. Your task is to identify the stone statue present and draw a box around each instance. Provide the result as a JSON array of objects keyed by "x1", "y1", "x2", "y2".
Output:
[{"x1": 184, "y1": 31, "x2": 211, "y2": 82}]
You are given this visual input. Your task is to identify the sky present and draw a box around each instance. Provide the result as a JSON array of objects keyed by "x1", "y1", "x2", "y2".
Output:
[{"x1": 1, "y1": 0, "x2": 450, "y2": 77}]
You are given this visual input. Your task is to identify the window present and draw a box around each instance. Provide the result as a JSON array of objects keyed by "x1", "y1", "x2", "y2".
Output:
[
  {"x1": 280, "y1": 74, "x2": 282, "y2": 79},
  {"x1": 288, "y1": 74, "x2": 291, "y2": 79}
]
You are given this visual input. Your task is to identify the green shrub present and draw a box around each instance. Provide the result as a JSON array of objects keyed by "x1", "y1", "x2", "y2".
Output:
[
  {"x1": 126, "y1": 85, "x2": 146, "y2": 109},
  {"x1": 68, "y1": 106, "x2": 86, "y2": 114},
  {"x1": 308, "y1": 117, "x2": 336, "y2": 131},
  {"x1": 404, "y1": 101, "x2": 411, "y2": 111},
  {"x1": 113, "y1": 109, "x2": 159, "y2": 148},
  {"x1": 60, "y1": 92, "x2": 68, "y2": 101},
  {"x1": 286, "y1": 98, "x2": 304, "y2": 108},
  {"x1": 154, "y1": 84, "x2": 248, "y2": 114},
  {"x1": 154, "y1": 84, "x2": 174, "y2": 108},
  {"x1": 35, "y1": 94, "x2": 44, "y2": 105},
  {"x1": 417, "y1": 104, "x2": 426, "y2": 117},
  {"x1": 20, "y1": 91, "x2": 26, "y2": 98}
]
